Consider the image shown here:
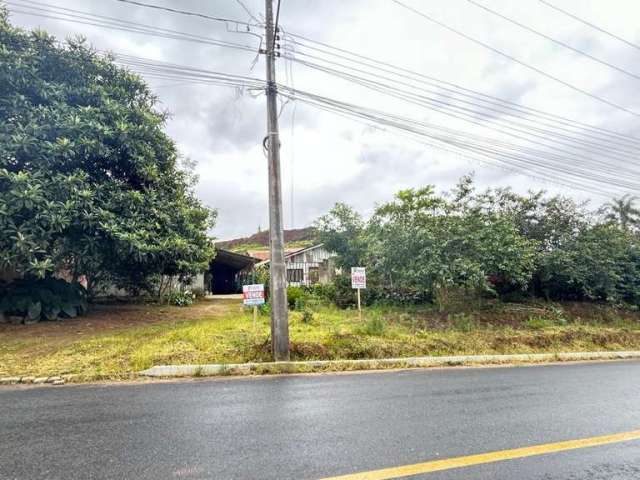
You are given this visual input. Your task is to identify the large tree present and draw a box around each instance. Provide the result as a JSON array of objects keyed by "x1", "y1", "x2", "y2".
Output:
[
  {"x1": 0, "y1": 10, "x2": 215, "y2": 294},
  {"x1": 604, "y1": 195, "x2": 640, "y2": 232}
]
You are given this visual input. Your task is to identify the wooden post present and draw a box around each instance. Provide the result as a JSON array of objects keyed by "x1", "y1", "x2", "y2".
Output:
[
  {"x1": 253, "y1": 305, "x2": 258, "y2": 330},
  {"x1": 357, "y1": 288, "x2": 362, "y2": 321}
]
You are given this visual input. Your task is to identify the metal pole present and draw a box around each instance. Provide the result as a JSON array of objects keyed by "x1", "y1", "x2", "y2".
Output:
[
  {"x1": 264, "y1": 0, "x2": 289, "y2": 361},
  {"x1": 357, "y1": 288, "x2": 362, "y2": 321}
]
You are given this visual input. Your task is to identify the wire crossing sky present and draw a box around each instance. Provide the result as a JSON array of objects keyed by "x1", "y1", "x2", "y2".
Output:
[{"x1": 4, "y1": 0, "x2": 640, "y2": 238}]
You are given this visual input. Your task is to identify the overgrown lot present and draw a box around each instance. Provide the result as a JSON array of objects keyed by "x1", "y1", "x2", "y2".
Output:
[{"x1": 2, "y1": 298, "x2": 640, "y2": 382}]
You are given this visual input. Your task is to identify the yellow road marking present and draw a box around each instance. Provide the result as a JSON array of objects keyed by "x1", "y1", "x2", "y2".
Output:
[{"x1": 318, "y1": 429, "x2": 640, "y2": 480}]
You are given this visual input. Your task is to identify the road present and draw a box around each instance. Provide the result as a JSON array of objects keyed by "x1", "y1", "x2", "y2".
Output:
[{"x1": 2, "y1": 361, "x2": 640, "y2": 480}]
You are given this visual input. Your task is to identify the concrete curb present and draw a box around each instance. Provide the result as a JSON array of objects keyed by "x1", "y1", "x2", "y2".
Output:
[{"x1": 139, "y1": 351, "x2": 640, "y2": 378}]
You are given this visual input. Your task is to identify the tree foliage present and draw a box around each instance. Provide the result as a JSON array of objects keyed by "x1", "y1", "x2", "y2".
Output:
[
  {"x1": 317, "y1": 175, "x2": 640, "y2": 308},
  {"x1": 0, "y1": 11, "x2": 215, "y2": 295}
]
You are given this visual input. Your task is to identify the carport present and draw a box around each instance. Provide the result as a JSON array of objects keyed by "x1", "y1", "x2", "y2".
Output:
[{"x1": 209, "y1": 249, "x2": 258, "y2": 294}]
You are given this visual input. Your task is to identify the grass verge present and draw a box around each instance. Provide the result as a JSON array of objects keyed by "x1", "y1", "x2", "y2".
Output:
[{"x1": 2, "y1": 300, "x2": 640, "y2": 382}]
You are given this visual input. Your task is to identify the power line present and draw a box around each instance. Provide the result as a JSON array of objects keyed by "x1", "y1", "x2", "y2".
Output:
[
  {"x1": 279, "y1": 85, "x2": 640, "y2": 193},
  {"x1": 537, "y1": 0, "x2": 640, "y2": 52},
  {"x1": 285, "y1": 32, "x2": 640, "y2": 147},
  {"x1": 283, "y1": 92, "x2": 618, "y2": 197},
  {"x1": 6, "y1": 0, "x2": 259, "y2": 53},
  {"x1": 390, "y1": 0, "x2": 640, "y2": 118},
  {"x1": 234, "y1": 0, "x2": 261, "y2": 24},
  {"x1": 113, "y1": 0, "x2": 259, "y2": 27},
  {"x1": 106, "y1": 50, "x2": 640, "y2": 192},
  {"x1": 465, "y1": 0, "x2": 640, "y2": 81},
  {"x1": 35, "y1": 0, "x2": 634, "y2": 144},
  {"x1": 11, "y1": 0, "x2": 637, "y2": 196},
  {"x1": 283, "y1": 51, "x2": 640, "y2": 162}
]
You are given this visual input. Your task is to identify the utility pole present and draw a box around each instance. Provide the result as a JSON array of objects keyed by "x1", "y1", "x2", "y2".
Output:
[{"x1": 264, "y1": 0, "x2": 289, "y2": 361}]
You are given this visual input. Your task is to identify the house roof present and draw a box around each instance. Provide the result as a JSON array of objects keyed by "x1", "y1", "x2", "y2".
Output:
[
  {"x1": 256, "y1": 244, "x2": 326, "y2": 266},
  {"x1": 246, "y1": 250, "x2": 271, "y2": 261},
  {"x1": 212, "y1": 248, "x2": 259, "y2": 270},
  {"x1": 284, "y1": 243, "x2": 325, "y2": 259}
]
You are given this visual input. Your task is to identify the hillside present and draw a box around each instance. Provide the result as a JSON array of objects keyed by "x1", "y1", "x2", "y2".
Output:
[{"x1": 217, "y1": 227, "x2": 317, "y2": 252}]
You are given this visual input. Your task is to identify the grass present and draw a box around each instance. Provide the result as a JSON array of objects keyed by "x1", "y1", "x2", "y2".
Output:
[{"x1": 2, "y1": 299, "x2": 640, "y2": 382}]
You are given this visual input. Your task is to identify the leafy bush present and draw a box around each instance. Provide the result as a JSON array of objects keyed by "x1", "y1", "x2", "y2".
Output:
[
  {"x1": 166, "y1": 290, "x2": 195, "y2": 307},
  {"x1": 258, "y1": 302, "x2": 271, "y2": 316},
  {"x1": 287, "y1": 286, "x2": 305, "y2": 309},
  {"x1": 308, "y1": 283, "x2": 337, "y2": 302},
  {"x1": 0, "y1": 277, "x2": 87, "y2": 322}
]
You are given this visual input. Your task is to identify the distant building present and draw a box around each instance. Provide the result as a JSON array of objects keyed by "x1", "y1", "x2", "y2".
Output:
[{"x1": 257, "y1": 244, "x2": 337, "y2": 287}]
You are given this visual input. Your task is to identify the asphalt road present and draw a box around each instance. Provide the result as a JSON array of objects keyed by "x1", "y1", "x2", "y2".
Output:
[{"x1": 2, "y1": 361, "x2": 640, "y2": 480}]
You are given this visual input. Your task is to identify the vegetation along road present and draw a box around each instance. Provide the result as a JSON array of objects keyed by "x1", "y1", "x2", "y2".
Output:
[
  {"x1": 2, "y1": 360, "x2": 640, "y2": 479},
  {"x1": 4, "y1": 297, "x2": 640, "y2": 382}
]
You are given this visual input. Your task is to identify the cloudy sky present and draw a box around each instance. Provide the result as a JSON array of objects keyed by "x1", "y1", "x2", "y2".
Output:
[{"x1": 5, "y1": 0, "x2": 640, "y2": 239}]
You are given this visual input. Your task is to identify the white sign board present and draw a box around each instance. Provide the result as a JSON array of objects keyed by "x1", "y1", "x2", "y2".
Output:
[
  {"x1": 351, "y1": 267, "x2": 366, "y2": 289},
  {"x1": 243, "y1": 284, "x2": 265, "y2": 306}
]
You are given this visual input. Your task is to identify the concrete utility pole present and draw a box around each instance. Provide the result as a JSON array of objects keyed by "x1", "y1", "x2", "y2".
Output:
[{"x1": 264, "y1": 0, "x2": 289, "y2": 361}]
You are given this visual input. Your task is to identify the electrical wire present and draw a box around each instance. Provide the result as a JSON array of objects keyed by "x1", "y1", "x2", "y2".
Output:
[
  {"x1": 9, "y1": 0, "x2": 637, "y2": 197},
  {"x1": 537, "y1": 0, "x2": 640, "y2": 52},
  {"x1": 234, "y1": 0, "x2": 261, "y2": 24},
  {"x1": 278, "y1": 85, "x2": 640, "y2": 193},
  {"x1": 112, "y1": 0, "x2": 259, "y2": 27},
  {"x1": 390, "y1": 0, "x2": 640, "y2": 118},
  {"x1": 285, "y1": 32, "x2": 640, "y2": 147},
  {"x1": 6, "y1": 1, "x2": 259, "y2": 54},
  {"x1": 105, "y1": 50, "x2": 640, "y2": 193},
  {"x1": 283, "y1": 93, "x2": 616, "y2": 198},
  {"x1": 465, "y1": 0, "x2": 640, "y2": 81},
  {"x1": 282, "y1": 51, "x2": 640, "y2": 163}
]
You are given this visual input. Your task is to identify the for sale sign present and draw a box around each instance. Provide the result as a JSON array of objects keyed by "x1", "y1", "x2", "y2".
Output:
[
  {"x1": 351, "y1": 267, "x2": 366, "y2": 289},
  {"x1": 243, "y1": 284, "x2": 265, "y2": 306}
]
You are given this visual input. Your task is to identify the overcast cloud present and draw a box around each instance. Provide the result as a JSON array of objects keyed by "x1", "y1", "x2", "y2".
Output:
[{"x1": 5, "y1": 0, "x2": 640, "y2": 239}]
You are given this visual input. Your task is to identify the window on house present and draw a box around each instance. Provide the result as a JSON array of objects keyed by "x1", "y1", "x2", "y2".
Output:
[
  {"x1": 287, "y1": 268, "x2": 304, "y2": 283},
  {"x1": 308, "y1": 267, "x2": 319, "y2": 284}
]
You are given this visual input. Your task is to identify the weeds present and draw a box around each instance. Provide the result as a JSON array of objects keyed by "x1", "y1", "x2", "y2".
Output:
[
  {"x1": 359, "y1": 315, "x2": 387, "y2": 336},
  {"x1": 2, "y1": 300, "x2": 640, "y2": 381},
  {"x1": 450, "y1": 313, "x2": 476, "y2": 332}
]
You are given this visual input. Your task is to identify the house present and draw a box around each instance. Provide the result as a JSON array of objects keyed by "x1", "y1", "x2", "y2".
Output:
[{"x1": 257, "y1": 244, "x2": 337, "y2": 287}]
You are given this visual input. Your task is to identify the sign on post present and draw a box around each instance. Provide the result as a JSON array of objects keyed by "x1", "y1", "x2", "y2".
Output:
[
  {"x1": 351, "y1": 267, "x2": 366, "y2": 320},
  {"x1": 243, "y1": 284, "x2": 265, "y2": 330},
  {"x1": 351, "y1": 267, "x2": 366, "y2": 289},
  {"x1": 243, "y1": 284, "x2": 265, "y2": 306}
]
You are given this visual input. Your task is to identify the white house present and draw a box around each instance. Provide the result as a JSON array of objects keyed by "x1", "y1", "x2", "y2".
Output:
[{"x1": 258, "y1": 243, "x2": 337, "y2": 286}]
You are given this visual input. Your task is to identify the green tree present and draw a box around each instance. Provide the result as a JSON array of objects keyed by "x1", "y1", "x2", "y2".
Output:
[
  {"x1": 315, "y1": 202, "x2": 368, "y2": 269},
  {"x1": 0, "y1": 10, "x2": 215, "y2": 295},
  {"x1": 371, "y1": 187, "x2": 538, "y2": 309},
  {"x1": 538, "y1": 224, "x2": 640, "y2": 303},
  {"x1": 604, "y1": 195, "x2": 640, "y2": 231}
]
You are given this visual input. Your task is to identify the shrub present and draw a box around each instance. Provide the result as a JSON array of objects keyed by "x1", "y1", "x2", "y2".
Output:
[
  {"x1": 308, "y1": 283, "x2": 336, "y2": 302},
  {"x1": 258, "y1": 302, "x2": 271, "y2": 316},
  {"x1": 287, "y1": 286, "x2": 305, "y2": 309},
  {"x1": 166, "y1": 290, "x2": 195, "y2": 307},
  {"x1": 301, "y1": 308, "x2": 314, "y2": 324},
  {"x1": 0, "y1": 277, "x2": 87, "y2": 323}
]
